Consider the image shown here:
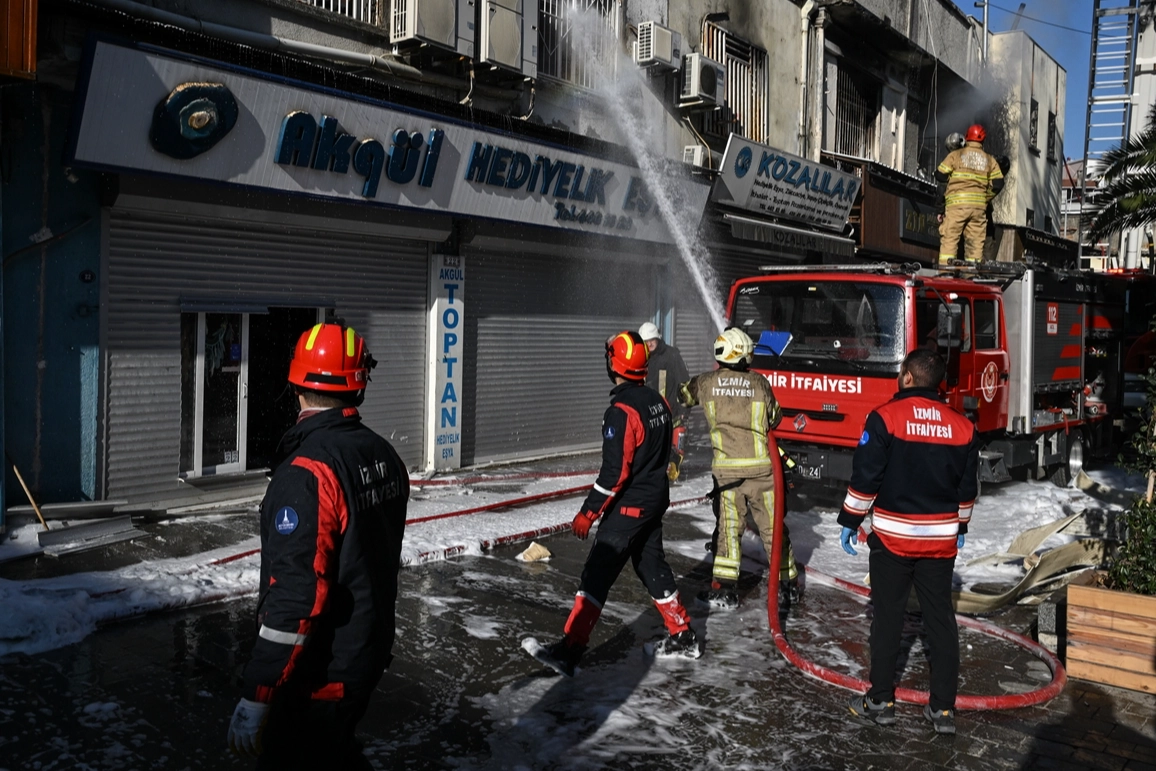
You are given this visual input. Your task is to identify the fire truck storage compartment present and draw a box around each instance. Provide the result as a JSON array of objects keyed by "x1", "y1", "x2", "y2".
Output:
[{"x1": 1002, "y1": 269, "x2": 1087, "y2": 435}]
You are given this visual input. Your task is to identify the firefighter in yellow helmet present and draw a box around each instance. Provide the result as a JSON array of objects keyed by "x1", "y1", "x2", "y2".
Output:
[
  {"x1": 935, "y1": 124, "x2": 1004, "y2": 266},
  {"x1": 678, "y1": 328, "x2": 799, "y2": 610}
]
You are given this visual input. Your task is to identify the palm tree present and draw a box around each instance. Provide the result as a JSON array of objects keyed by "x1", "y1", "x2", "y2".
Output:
[{"x1": 1086, "y1": 105, "x2": 1156, "y2": 244}]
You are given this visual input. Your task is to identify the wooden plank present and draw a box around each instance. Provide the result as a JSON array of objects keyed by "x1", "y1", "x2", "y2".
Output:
[
  {"x1": 0, "y1": 0, "x2": 36, "y2": 79},
  {"x1": 1068, "y1": 659, "x2": 1156, "y2": 695},
  {"x1": 1069, "y1": 606, "x2": 1156, "y2": 638},
  {"x1": 1068, "y1": 584, "x2": 1156, "y2": 620},
  {"x1": 1068, "y1": 639, "x2": 1156, "y2": 676},
  {"x1": 1069, "y1": 626, "x2": 1156, "y2": 657}
]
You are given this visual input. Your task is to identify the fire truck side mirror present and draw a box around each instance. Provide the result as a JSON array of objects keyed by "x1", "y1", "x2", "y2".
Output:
[{"x1": 937, "y1": 303, "x2": 963, "y2": 349}]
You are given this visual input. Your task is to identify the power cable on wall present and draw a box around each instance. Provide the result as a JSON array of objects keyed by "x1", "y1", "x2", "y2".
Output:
[{"x1": 986, "y1": 2, "x2": 1091, "y2": 35}]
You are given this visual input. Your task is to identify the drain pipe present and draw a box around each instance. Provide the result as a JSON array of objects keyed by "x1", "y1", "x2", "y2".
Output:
[
  {"x1": 797, "y1": 1, "x2": 814, "y2": 156},
  {"x1": 84, "y1": 0, "x2": 522, "y2": 100},
  {"x1": 807, "y1": 8, "x2": 827, "y2": 162}
]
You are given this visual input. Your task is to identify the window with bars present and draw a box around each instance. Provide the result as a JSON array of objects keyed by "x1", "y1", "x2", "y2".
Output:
[
  {"x1": 1047, "y1": 111, "x2": 1057, "y2": 162},
  {"x1": 1029, "y1": 99, "x2": 1039, "y2": 151},
  {"x1": 302, "y1": 0, "x2": 378, "y2": 24},
  {"x1": 834, "y1": 69, "x2": 878, "y2": 160},
  {"x1": 538, "y1": 0, "x2": 619, "y2": 88},
  {"x1": 700, "y1": 22, "x2": 769, "y2": 143}
]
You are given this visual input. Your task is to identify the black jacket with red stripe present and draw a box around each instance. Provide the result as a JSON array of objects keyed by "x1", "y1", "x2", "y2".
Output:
[
  {"x1": 579, "y1": 382, "x2": 673, "y2": 522},
  {"x1": 242, "y1": 407, "x2": 408, "y2": 704},
  {"x1": 838, "y1": 387, "x2": 979, "y2": 559}
]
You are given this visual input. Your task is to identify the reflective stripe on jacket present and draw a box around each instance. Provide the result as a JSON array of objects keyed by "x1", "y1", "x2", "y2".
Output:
[
  {"x1": 838, "y1": 388, "x2": 979, "y2": 558},
  {"x1": 681, "y1": 369, "x2": 782, "y2": 480}
]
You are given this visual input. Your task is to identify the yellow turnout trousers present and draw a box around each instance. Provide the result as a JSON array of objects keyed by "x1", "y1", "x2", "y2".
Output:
[
  {"x1": 712, "y1": 471, "x2": 798, "y2": 584},
  {"x1": 938, "y1": 205, "x2": 987, "y2": 265}
]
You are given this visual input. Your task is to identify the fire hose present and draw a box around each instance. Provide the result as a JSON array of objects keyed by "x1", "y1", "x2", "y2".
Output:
[{"x1": 763, "y1": 432, "x2": 1066, "y2": 710}]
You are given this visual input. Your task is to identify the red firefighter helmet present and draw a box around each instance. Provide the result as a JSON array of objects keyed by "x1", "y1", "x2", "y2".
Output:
[
  {"x1": 288, "y1": 322, "x2": 375, "y2": 392},
  {"x1": 606, "y1": 331, "x2": 648, "y2": 382},
  {"x1": 966, "y1": 124, "x2": 986, "y2": 143}
]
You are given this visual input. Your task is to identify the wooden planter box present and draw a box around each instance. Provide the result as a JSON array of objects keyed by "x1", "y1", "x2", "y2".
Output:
[{"x1": 1067, "y1": 583, "x2": 1156, "y2": 694}]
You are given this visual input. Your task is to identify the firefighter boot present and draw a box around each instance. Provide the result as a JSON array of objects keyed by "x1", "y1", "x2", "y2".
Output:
[
  {"x1": 697, "y1": 580, "x2": 739, "y2": 610},
  {"x1": 651, "y1": 592, "x2": 702, "y2": 659},
  {"x1": 562, "y1": 592, "x2": 602, "y2": 647}
]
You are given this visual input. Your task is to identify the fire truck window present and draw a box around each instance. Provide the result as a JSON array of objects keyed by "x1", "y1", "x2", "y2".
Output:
[
  {"x1": 974, "y1": 300, "x2": 999, "y2": 350},
  {"x1": 917, "y1": 299, "x2": 970, "y2": 352}
]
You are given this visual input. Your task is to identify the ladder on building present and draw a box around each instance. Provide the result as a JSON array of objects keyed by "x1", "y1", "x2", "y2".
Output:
[{"x1": 1079, "y1": 0, "x2": 1143, "y2": 264}]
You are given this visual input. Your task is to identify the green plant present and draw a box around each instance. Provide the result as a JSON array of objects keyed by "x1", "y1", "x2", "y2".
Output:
[{"x1": 1107, "y1": 319, "x2": 1156, "y2": 595}]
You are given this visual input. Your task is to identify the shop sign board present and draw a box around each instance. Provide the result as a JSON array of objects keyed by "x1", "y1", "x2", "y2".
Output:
[
  {"x1": 69, "y1": 41, "x2": 710, "y2": 245},
  {"x1": 898, "y1": 198, "x2": 941, "y2": 247},
  {"x1": 712, "y1": 135, "x2": 860, "y2": 231},
  {"x1": 427, "y1": 254, "x2": 464, "y2": 471}
]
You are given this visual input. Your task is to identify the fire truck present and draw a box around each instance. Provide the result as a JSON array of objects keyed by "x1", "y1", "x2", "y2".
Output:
[{"x1": 726, "y1": 262, "x2": 1149, "y2": 491}]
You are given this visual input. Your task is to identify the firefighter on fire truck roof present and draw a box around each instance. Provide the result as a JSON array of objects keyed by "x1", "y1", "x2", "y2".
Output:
[{"x1": 936, "y1": 124, "x2": 1004, "y2": 267}]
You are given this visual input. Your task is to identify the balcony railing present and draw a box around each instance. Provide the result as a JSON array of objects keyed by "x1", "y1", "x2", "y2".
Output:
[{"x1": 300, "y1": 0, "x2": 378, "y2": 25}]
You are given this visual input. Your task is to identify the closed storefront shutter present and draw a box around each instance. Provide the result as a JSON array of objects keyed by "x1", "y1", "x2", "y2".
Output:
[
  {"x1": 105, "y1": 203, "x2": 428, "y2": 502},
  {"x1": 461, "y1": 248, "x2": 658, "y2": 466},
  {"x1": 673, "y1": 247, "x2": 771, "y2": 375}
]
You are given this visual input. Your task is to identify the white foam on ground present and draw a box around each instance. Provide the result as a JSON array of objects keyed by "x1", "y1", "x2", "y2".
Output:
[{"x1": 0, "y1": 463, "x2": 1139, "y2": 657}]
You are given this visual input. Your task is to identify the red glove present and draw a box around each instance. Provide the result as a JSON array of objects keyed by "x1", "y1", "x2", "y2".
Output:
[{"x1": 572, "y1": 510, "x2": 598, "y2": 540}]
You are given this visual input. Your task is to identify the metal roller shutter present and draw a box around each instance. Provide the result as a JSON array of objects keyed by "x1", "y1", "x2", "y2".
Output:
[
  {"x1": 462, "y1": 248, "x2": 658, "y2": 466},
  {"x1": 105, "y1": 205, "x2": 428, "y2": 502},
  {"x1": 672, "y1": 248, "x2": 771, "y2": 375}
]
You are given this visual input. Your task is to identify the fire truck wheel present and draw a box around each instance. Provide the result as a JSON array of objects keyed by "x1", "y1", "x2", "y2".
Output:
[{"x1": 1049, "y1": 431, "x2": 1084, "y2": 488}]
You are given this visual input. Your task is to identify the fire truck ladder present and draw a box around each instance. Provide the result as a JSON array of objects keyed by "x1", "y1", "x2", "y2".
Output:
[{"x1": 1079, "y1": 0, "x2": 1143, "y2": 264}]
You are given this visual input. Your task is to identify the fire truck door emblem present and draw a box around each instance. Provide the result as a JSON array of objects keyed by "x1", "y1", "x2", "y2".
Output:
[
  {"x1": 793, "y1": 413, "x2": 807, "y2": 432},
  {"x1": 981, "y1": 361, "x2": 999, "y2": 403}
]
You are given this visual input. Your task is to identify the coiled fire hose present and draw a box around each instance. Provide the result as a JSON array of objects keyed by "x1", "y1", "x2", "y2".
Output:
[{"x1": 762, "y1": 432, "x2": 1067, "y2": 710}]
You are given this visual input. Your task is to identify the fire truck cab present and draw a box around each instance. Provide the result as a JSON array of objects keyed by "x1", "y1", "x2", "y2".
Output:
[{"x1": 727, "y1": 263, "x2": 1128, "y2": 489}]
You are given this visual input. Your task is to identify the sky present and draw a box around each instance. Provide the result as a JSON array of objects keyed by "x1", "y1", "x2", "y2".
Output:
[{"x1": 953, "y1": 0, "x2": 1093, "y2": 159}]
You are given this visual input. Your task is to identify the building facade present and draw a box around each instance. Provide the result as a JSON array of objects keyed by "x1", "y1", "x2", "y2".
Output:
[{"x1": 0, "y1": 0, "x2": 1064, "y2": 518}]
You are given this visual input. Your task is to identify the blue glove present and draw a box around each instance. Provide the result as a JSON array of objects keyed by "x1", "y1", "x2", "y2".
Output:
[
  {"x1": 840, "y1": 526, "x2": 859, "y2": 556},
  {"x1": 957, "y1": 533, "x2": 965, "y2": 550}
]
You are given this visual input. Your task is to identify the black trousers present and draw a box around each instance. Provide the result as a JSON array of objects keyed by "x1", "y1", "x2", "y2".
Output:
[
  {"x1": 866, "y1": 533, "x2": 959, "y2": 712},
  {"x1": 578, "y1": 509, "x2": 679, "y2": 605},
  {"x1": 255, "y1": 685, "x2": 376, "y2": 771}
]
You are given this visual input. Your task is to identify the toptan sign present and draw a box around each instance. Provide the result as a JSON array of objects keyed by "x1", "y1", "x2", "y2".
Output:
[
  {"x1": 69, "y1": 40, "x2": 711, "y2": 245},
  {"x1": 712, "y1": 135, "x2": 859, "y2": 231}
]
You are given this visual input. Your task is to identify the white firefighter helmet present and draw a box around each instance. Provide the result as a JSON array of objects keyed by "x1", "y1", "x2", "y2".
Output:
[
  {"x1": 638, "y1": 321, "x2": 661, "y2": 342},
  {"x1": 714, "y1": 328, "x2": 754, "y2": 366}
]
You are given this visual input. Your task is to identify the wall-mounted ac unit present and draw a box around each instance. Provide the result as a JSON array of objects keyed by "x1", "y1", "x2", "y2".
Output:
[
  {"x1": 478, "y1": 0, "x2": 538, "y2": 78},
  {"x1": 680, "y1": 52, "x2": 725, "y2": 109},
  {"x1": 390, "y1": 0, "x2": 474, "y2": 58},
  {"x1": 683, "y1": 144, "x2": 708, "y2": 168},
  {"x1": 634, "y1": 21, "x2": 681, "y2": 72}
]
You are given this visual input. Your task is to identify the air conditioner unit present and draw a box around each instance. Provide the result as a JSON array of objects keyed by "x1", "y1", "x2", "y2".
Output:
[
  {"x1": 680, "y1": 52, "x2": 725, "y2": 109},
  {"x1": 478, "y1": 0, "x2": 538, "y2": 78},
  {"x1": 634, "y1": 21, "x2": 681, "y2": 72},
  {"x1": 683, "y1": 144, "x2": 708, "y2": 168},
  {"x1": 390, "y1": 0, "x2": 473, "y2": 58}
]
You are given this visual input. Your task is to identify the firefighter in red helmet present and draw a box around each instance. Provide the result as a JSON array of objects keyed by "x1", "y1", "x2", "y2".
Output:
[
  {"x1": 935, "y1": 123, "x2": 1004, "y2": 266},
  {"x1": 524, "y1": 331, "x2": 701, "y2": 676},
  {"x1": 228, "y1": 321, "x2": 408, "y2": 770}
]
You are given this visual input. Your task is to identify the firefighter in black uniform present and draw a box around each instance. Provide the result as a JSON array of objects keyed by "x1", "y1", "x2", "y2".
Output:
[
  {"x1": 840, "y1": 348, "x2": 979, "y2": 736},
  {"x1": 227, "y1": 322, "x2": 408, "y2": 769},
  {"x1": 526, "y1": 331, "x2": 701, "y2": 676}
]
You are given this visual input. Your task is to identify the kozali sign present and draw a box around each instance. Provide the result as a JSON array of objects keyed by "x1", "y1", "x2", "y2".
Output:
[
  {"x1": 712, "y1": 135, "x2": 859, "y2": 231},
  {"x1": 69, "y1": 41, "x2": 710, "y2": 245}
]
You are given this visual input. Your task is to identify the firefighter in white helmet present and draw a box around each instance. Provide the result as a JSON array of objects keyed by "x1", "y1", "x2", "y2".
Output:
[{"x1": 678, "y1": 328, "x2": 799, "y2": 609}]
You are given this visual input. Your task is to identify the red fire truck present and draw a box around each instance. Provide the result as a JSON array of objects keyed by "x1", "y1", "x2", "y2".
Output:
[{"x1": 726, "y1": 263, "x2": 1147, "y2": 490}]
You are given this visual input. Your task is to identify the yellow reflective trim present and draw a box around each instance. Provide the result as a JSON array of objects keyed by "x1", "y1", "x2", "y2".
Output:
[
  {"x1": 751, "y1": 402, "x2": 768, "y2": 459},
  {"x1": 706, "y1": 401, "x2": 724, "y2": 457},
  {"x1": 304, "y1": 324, "x2": 323, "y2": 351},
  {"x1": 936, "y1": 163, "x2": 953, "y2": 173},
  {"x1": 346, "y1": 327, "x2": 356, "y2": 358}
]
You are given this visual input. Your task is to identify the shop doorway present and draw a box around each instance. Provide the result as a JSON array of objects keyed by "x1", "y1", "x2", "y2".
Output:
[{"x1": 180, "y1": 307, "x2": 321, "y2": 477}]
